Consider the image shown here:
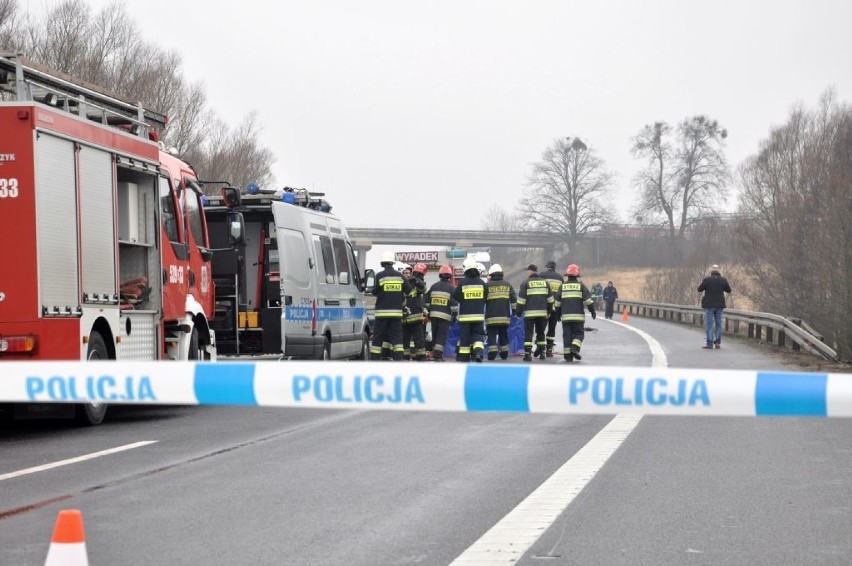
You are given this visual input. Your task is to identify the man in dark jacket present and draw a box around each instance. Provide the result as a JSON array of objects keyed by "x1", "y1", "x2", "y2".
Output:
[
  {"x1": 602, "y1": 281, "x2": 618, "y2": 319},
  {"x1": 698, "y1": 264, "x2": 732, "y2": 349}
]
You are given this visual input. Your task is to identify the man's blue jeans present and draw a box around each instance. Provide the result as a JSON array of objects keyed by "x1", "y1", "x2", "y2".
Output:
[{"x1": 705, "y1": 308, "x2": 723, "y2": 346}]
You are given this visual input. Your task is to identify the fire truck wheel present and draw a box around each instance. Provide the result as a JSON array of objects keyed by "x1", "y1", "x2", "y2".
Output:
[
  {"x1": 356, "y1": 331, "x2": 369, "y2": 360},
  {"x1": 188, "y1": 327, "x2": 201, "y2": 360},
  {"x1": 76, "y1": 333, "x2": 109, "y2": 426}
]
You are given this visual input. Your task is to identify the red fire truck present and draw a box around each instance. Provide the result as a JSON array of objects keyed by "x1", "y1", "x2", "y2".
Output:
[{"x1": 0, "y1": 54, "x2": 216, "y2": 424}]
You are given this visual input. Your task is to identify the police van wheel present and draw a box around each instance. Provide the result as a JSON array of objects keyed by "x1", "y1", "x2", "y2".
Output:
[
  {"x1": 75, "y1": 333, "x2": 109, "y2": 426},
  {"x1": 322, "y1": 337, "x2": 331, "y2": 361},
  {"x1": 356, "y1": 332, "x2": 369, "y2": 360}
]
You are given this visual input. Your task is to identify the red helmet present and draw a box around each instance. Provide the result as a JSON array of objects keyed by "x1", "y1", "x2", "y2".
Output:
[
  {"x1": 565, "y1": 264, "x2": 580, "y2": 276},
  {"x1": 413, "y1": 262, "x2": 428, "y2": 275},
  {"x1": 439, "y1": 264, "x2": 453, "y2": 276}
]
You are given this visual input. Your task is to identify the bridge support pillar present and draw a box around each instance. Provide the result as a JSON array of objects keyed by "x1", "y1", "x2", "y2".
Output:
[{"x1": 352, "y1": 241, "x2": 372, "y2": 275}]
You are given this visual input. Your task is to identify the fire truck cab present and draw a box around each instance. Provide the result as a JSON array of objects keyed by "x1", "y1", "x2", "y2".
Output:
[{"x1": 0, "y1": 54, "x2": 216, "y2": 424}]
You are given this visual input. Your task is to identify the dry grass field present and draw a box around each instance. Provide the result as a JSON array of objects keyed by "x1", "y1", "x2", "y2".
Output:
[{"x1": 580, "y1": 266, "x2": 757, "y2": 311}]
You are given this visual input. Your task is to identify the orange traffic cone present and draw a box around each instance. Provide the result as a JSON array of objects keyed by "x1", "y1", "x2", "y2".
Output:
[
  {"x1": 621, "y1": 307, "x2": 630, "y2": 322},
  {"x1": 44, "y1": 510, "x2": 89, "y2": 566}
]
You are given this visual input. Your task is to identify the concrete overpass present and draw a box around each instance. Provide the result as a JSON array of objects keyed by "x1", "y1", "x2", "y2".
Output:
[{"x1": 347, "y1": 227, "x2": 565, "y2": 272}]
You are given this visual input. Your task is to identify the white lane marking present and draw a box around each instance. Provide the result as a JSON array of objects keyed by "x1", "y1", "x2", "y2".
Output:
[
  {"x1": 0, "y1": 441, "x2": 158, "y2": 481},
  {"x1": 451, "y1": 321, "x2": 666, "y2": 565}
]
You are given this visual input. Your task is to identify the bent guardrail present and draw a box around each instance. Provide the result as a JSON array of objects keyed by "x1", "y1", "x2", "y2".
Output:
[{"x1": 616, "y1": 300, "x2": 840, "y2": 362}]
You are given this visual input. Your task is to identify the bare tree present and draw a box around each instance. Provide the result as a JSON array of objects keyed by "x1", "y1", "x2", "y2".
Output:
[
  {"x1": 479, "y1": 203, "x2": 521, "y2": 231},
  {"x1": 519, "y1": 137, "x2": 615, "y2": 251},
  {"x1": 632, "y1": 121, "x2": 676, "y2": 236},
  {"x1": 632, "y1": 116, "x2": 730, "y2": 245},
  {"x1": 189, "y1": 111, "x2": 276, "y2": 191},
  {"x1": 13, "y1": 0, "x2": 276, "y2": 193},
  {"x1": 0, "y1": 0, "x2": 20, "y2": 51},
  {"x1": 738, "y1": 90, "x2": 852, "y2": 359}
]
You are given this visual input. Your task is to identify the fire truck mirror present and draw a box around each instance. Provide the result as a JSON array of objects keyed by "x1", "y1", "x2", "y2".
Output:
[
  {"x1": 228, "y1": 212, "x2": 245, "y2": 245},
  {"x1": 222, "y1": 186, "x2": 241, "y2": 208}
]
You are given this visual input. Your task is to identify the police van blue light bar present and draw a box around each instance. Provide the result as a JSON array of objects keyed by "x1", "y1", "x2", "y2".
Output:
[{"x1": 2, "y1": 362, "x2": 851, "y2": 417}]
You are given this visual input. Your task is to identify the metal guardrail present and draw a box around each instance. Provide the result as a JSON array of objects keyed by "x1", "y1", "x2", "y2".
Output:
[{"x1": 616, "y1": 300, "x2": 840, "y2": 362}]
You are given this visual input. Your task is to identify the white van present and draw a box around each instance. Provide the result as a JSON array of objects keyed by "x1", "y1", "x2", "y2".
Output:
[{"x1": 206, "y1": 187, "x2": 373, "y2": 360}]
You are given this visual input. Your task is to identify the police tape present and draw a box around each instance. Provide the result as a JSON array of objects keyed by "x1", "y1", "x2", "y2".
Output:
[{"x1": 1, "y1": 361, "x2": 851, "y2": 417}]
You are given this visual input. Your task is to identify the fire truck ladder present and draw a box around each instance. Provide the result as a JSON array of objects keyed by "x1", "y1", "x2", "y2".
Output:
[{"x1": 0, "y1": 52, "x2": 167, "y2": 138}]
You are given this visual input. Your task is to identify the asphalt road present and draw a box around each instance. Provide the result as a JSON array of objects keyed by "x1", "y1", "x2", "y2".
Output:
[{"x1": 2, "y1": 317, "x2": 850, "y2": 565}]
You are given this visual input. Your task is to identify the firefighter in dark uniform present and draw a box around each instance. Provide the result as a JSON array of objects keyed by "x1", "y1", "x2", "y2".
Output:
[
  {"x1": 425, "y1": 264, "x2": 458, "y2": 361},
  {"x1": 516, "y1": 264, "x2": 554, "y2": 361},
  {"x1": 558, "y1": 263, "x2": 596, "y2": 362},
  {"x1": 484, "y1": 263, "x2": 517, "y2": 360},
  {"x1": 370, "y1": 251, "x2": 412, "y2": 360},
  {"x1": 540, "y1": 260, "x2": 563, "y2": 358},
  {"x1": 452, "y1": 258, "x2": 488, "y2": 362},
  {"x1": 402, "y1": 262, "x2": 428, "y2": 361}
]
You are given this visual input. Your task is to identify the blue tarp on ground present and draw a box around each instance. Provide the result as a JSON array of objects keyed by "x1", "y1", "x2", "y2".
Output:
[{"x1": 442, "y1": 316, "x2": 525, "y2": 357}]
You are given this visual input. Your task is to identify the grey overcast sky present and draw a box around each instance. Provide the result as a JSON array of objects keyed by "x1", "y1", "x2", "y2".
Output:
[{"x1": 33, "y1": 0, "x2": 852, "y2": 231}]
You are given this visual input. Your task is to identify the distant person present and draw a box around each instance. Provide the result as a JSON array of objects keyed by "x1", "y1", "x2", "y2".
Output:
[
  {"x1": 484, "y1": 264, "x2": 517, "y2": 360},
  {"x1": 590, "y1": 281, "x2": 604, "y2": 311},
  {"x1": 424, "y1": 264, "x2": 458, "y2": 362},
  {"x1": 540, "y1": 260, "x2": 562, "y2": 357},
  {"x1": 698, "y1": 264, "x2": 732, "y2": 349},
  {"x1": 516, "y1": 264, "x2": 554, "y2": 362},
  {"x1": 557, "y1": 264, "x2": 595, "y2": 362},
  {"x1": 602, "y1": 281, "x2": 618, "y2": 319}
]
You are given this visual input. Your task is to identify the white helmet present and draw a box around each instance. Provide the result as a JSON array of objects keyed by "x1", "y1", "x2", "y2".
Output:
[
  {"x1": 462, "y1": 258, "x2": 478, "y2": 271},
  {"x1": 488, "y1": 263, "x2": 503, "y2": 275},
  {"x1": 380, "y1": 251, "x2": 395, "y2": 264},
  {"x1": 477, "y1": 263, "x2": 486, "y2": 275},
  {"x1": 393, "y1": 262, "x2": 410, "y2": 273}
]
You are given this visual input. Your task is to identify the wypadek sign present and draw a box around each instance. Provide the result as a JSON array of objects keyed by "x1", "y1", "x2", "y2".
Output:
[{"x1": 395, "y1": 251, "x2": 440, "y2": 263}]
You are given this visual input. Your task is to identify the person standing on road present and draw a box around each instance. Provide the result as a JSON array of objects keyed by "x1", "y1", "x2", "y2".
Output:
[
  {"x1": 602, "y1": 281, "x2": 618, "y2": 319},
  {"x1": 452, "y1": 258, "x2": 488, "y2": 362},
  {"x1": 698, "y1": 264, "x2": 732, "y2": 349},
  {"x1": 484, "y1": 263, "x2": 517, "y2": 360},
  {"x1": 370, "y1": 252, "x2": 412, "y2": 360},
  {"x1": 402, "y1": 263, "x2": 428, "y2": 361},
  {"x1": 516, "y1": 264, "x2": 554, "y2": 362},
  {"x1": 540, "y1": 260, "x2": 563, "y2": 358},
  {"x1": 425, "y1": 264, "x2": 458, "y2": 362},
  {"x1": 558, "y1": 264, "x2": 595, "y2": 362}
]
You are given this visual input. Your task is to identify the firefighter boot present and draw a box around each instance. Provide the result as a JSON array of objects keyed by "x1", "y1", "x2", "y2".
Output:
[
  {"x1": 500, "y1": 350, "x2": 509, "y2": 360},
  {"x1": 538, "y1": 348, "x2": 547, "y2": 360},
  {"x1": 432, "y1": 352, "x2": 444, "y2": 362},
  {"x1": 563, "y1": 352, "x2": 574, "y2": 363},
  {"x1": 571, "y1": 346, "x2": 582, "y2": 361},
  {"x1": 523, "y1": 350, "x2": 532, "y2": 362},
  {"x1": 546, "y1": 343, "x2": 554, "y2": 358},
  {"x1": 487, "y1": 351, "x2": 497, "y2": 361}
]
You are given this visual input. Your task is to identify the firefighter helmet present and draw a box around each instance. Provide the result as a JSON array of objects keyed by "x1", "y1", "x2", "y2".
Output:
[
  {"x1": 477, "y1": 263, "x2": 486, "y2": 276},
  {"x1": 488, "y1": 263, "x2": 503, "y2": 275},
  {"x1": 565, "y1": 264, "x2": 580, "y2": 276},
  {"x1": 462, "y1": 258, "x2": 478, "y2": 272},
  {"x1": 439, "y1": 264, "x2": 453, "y2": 276},
  {"x1": 380, "y1": 251, "x2": 395, "y2": 265},
  {"x1": 397, "y1": 262, "x2": 412, "y2": 273},
  {"x1": 413, "y1": 263, "x2": 427, "y2": 275}
]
